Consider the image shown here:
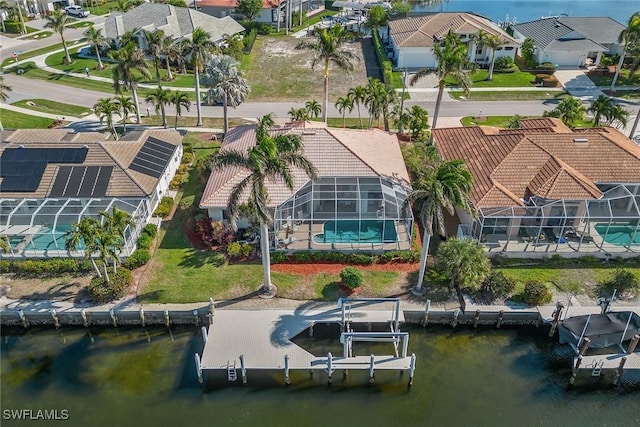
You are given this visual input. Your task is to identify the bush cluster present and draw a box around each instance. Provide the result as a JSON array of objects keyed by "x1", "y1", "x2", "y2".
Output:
[
  {"x1": 599, "y1": 269, "x2": 639, "y2": 299},
  {"x1": 521, "y1": 280, "x2": 553, "y2": 305},
  {"x1": 243, "y1": 28, "x2": 258, "y2": 54},
  {"x1": 226, "y1": 241, "x2": 253, "y2": 259},
  {"x1": 136, "y1": 224, "x2": 158, "y2": 250},
  {"x1": 153, "y1": 196, "x2": 174, "y2": 218},
  {"x1": 340, "y1": 266, "x2": 363, "y2": 289},
  {"x1": 477, "y1": 271, "x2": 515, "y2": 302},
  {"x1": 123, "y1": 249, "x2": 151, "y2": 269},
  {"x1": 88, "y1": 268, "x2": 132, "y2": 304},
  {"x1": 494, "y1": 56, "x2": 514, "y2": 69},
  {"x1": 372, "y1": 30, "x2": 393, "y2": 86},
  {"x1": 170, "y1": 164, "x2": 189, "y2": 190},
  {"x1": 534, "y1": 62, "x2": 556, "y2": 74},
  {"x1": 241, "y1": 21, "x2": 272, "y2": 35},
  {"x1": 0, "y1": 258, "x2": 92, "y2": 275},
  {"x1": 268, "y1": 250, "x2": 419, "y2": 265}
]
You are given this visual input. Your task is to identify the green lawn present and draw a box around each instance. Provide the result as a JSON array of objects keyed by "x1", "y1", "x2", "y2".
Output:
[
  {"x1": 586, "y1": 69, "x2": 640, "y2": 87},
  {"x1": 461, "y1": 115, "x2": 594, "y2": 129},
  {"x1": 66, "y1": 21, "x2": 93, "y2": 29},
  {"x1": 24, "y1": 31, "x2": 53, "y2": 40},
  {"x1": 445, "y1": 69, "x2": 539, "y2": 88},
  {"x1": 449, "y1": 90, "x2": 567, "y2": 101},
  {"x1": 12, "y1": 99, "x2": 92, "y2": 117},
  {"x1": 1, "y1": 42, "x2": 79, "y2": 67},
  {"x1": 144, "y1": 115, "x2": 251, "y2": 129},
  {"x1": 0, "y1": 108, "x2": 56, "y2": 129},
  {"x1": 603, "y1": 89, "x2": 640, "y2": 99},
  {"x1": 87, "y1": 1, "x2": 119, "y2": 15}
]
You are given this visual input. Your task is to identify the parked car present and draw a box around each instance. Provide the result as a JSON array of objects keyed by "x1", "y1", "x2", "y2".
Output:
[{"x1": 64, "y1": 5, "x2": 90, "y2": 17}]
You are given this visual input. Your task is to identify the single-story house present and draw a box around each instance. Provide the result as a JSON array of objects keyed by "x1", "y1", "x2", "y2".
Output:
[
  {"x1": 200, "y1": 122, "x2": 413, "y2": 251},
  {"x1": 433, "y1": 118, "x2": 640, "y2": 257},
  {"x1": 386, "y1": 12, "x2": 519, "y2": 69},
  {"x1": 103, "y1": 3, "x2": 244, "y2": 48},
  {"x1": 0, "y1": 129, "x2": 183, "y2": 258},
  {"x1": 511, "y1": 17, "x2": 626, "y2": 67},
  {"x1": 198, "y1": 0, "x2": 311, "y2": 24}
]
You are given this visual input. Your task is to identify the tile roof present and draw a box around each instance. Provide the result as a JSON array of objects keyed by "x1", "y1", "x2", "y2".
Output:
[
  {"x1": 103, "y1": 3, "x2": 244, "y2": 42},
  {"x1": 0, "y1": 129, "x2": 181, "y2": 199},
  {"x1": 200, "y1": 125, "x2": 410, "y2": 208},
  {"x1": 433, "y1": 118, "x2": 640, "y2": 208},
  {"x1": 198, "y1": 0, "x2": 280, "y2": 7},
  {"x1": 513, "y1": 17, "x2": 624, "y2": 51},
  {"x1": 388, "y1": 12, "x2": 518, "y2": 48}
]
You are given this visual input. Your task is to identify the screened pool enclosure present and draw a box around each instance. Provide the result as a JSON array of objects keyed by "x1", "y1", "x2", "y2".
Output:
[
  {"x1": 0, "y1": 197, "x2": 150, "y2": 258},
  {"x1": 458, "y1": 184, "x2": 640, "y2": 256},
  {"x1": 272, "y1": 177, "x2": 413, "y2": 251}
]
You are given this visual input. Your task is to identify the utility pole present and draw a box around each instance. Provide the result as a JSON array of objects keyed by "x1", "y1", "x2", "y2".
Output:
[{"x1": 400, "y1": 67, "x2": 407, "y2": 114}]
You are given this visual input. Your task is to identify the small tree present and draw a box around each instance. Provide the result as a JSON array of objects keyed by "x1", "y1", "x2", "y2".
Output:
[
  {"x1": 305, "y1": 99, "x2": 321, "y2": 119},
  {"x1": 235, "y1": 0, "x2": 262, "y2": 21},
  {"x1": 340, "y1": 266, "x2": 363, "y2": 289},
  {"x1": 522, "y1": 280, "x2": 553, "y2": 305},
  {"x1": 335, "y1": 96, "x2": 354, "y2": 127},
  {"x1": 521, "y1": 37, "x2": 536, "y2": 68},
  {"x1": 478, "y1": 271, "x2": 516, "y2": 303},
  {"x1": 408, "y1": 105, "x2": 429, "y2": 140},
  {"x1": 599, "y1": 269, "x2": 640, "y2": 299},
  {"x1": 544, "y1": 97, "x2": 585, "y2": 127},
  {"x1": 365, "y1": 5, "x2": 387, "y2": 29}
]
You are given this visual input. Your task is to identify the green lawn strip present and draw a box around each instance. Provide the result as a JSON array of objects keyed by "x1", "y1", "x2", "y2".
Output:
[
  {"x1": 143, "y1": 116, "x2": 250, "y2": 128},
  {"x1": 24, "y1": 31, "x2": 53, "y2": 40},
  {"x1": 449, "y1": 90, "x2": 567, "y2": 101},
  {"x1": 5, "y1": 62, "x2": 115, "y2": 93},
  {"x1": 460, "y1": 115, "x2": 527, "y2": 127},
  {"x1": 325, "y1": 117, "x2": 370, "y2": 129},
  {"x1": 586, "y1": 69, "x2": 640, "y2": 87},
  {"x1": 11, "y1": 99, "x2": 92, "y2": 117},
  {"x1": 0, "y1": 108, "x2": 55, "y2": 129},
  {"x1": 87, "y1": 1, "x2": 119, "y2": 15},
  {"x1": 446, "y1": 69, "x2": 538, "y2": 88},
  {"x1": 602, "y1": 89, "x2": 640, "y2": 99},
  {"x1": 66, "y1": 21, "x2": 93, "y2": 29},
  {"x1": 1, "y1": 42, "x2": 77, "y2": 67}
]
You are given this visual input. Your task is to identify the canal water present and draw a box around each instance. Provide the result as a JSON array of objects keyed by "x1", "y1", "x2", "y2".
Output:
[
  {"x1": 1, "y1": 325, "x2": 638, "y2": 427},
  {"x1": 412, "y1": 0, "x2": 639, "y2": 25}
]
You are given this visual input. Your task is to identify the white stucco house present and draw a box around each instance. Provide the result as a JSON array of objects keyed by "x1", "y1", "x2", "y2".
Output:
[
  {"x1": 386, "y1": 12, "x2": 519, "y2": 69},
  {"x1": 511, "y1": 17, "x2": 626, "y2": 67}
]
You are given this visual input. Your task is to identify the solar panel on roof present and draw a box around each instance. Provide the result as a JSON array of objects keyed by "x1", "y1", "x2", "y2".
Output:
[
  {"x1": 64, "y1": 166, "x2": 86, "y2": 197},
  {"x1": 50, "y1": 166, "x2": 73, "y2": 197},
  {"x1": 128, "y1": 136, "x2": 176, "y2": 178},
  {"x1": 78, "y1": 166, "x2": 100, "y2": 197},
  {"x1": 93, "y1": 166, "x2": 112, "y2": 196}
]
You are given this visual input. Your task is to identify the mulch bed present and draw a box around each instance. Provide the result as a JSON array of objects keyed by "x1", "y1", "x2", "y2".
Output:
[
  {"x1": 271, "y1": 262, "x2": 419, "y2": 275},
  {"x1": 183, "y1": 216, "x2": 209, "y2": 250}
]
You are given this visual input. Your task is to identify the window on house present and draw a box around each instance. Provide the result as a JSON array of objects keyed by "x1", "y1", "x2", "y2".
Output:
[
  {"x1": 476, "y1": 47, "x2": 483, "y2": 55},
  {"x1": 504, "y1": 46, "x2": 514, "y2": 51}
]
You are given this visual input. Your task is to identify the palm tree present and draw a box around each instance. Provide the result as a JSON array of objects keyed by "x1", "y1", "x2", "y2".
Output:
[
  {"x1": 11, "y1": 2, "x2": 26, "y2": 35},
  {"x1": 44, "y1": 10, "x2": 72, "y2": 64},
  {"x1": 607, "y1": 104, "x2": 629, "y2": 129},
  {"x1": 159, "y1": 35, "x2": 178, "y2": 80},
  {"x1": 0, "y1": 74, "x2": 11, "y2": 131},
  {"x1": 169, "y1": 91, "x2": 191, "y2": 129},
  {"x1": 183, "y1": 27, "x2": 216, "y2": 126},
  {"x1": 436, "y1": 238, "x2": 490, "y2": 312},
  {"x1": 209, "y1": 114, "x2": 318, "y2": 297},
  {"x1": 305, "y1": 99, "x2": 322, "y2": 119},
  {"x1": 410, "y1": 29, "x2": 472, "y2": 131},
  {"x1": 364, "y1": 78, "x2": 397, "y2": 130},
  {"x1": 84, "y1": 26, "x2": 107, "y2": 70},
  {"x1": 288, "y1": 107, "x2": 309, "y2": 122},
  {"x1": 115, "y1": 0, "x2": 135, "y2": 12},
  {"x1": 142, "y1": 29, "x2": 165, "y2": 86},
  {"x1": 476, "y1": 30, "x2": 502, "y2": 81},
  {"x1": 588, "y1": 95, "x2": 615, "y2": 127},
  {"x1": 506, "y1": 114, "x2": 523, "y2": 129},
  {"x1": 114, "y1": 95, "x2": 135, "y2": 133},
  {"x1": 65, "y1": 217, "x2": 103, "y2": 278},
  {"x1": 221, "y1": 33, "x2": 244, "y2": 60},
  {"x1": 348, "y1": 85, "x2": 367, "y2": 128},
  {"x1": 94, "y1": 97, "x2": 121, "y2": 139},
  {"x1": 611, "y1": 12, "x2": 640, "y2": 90},
  {"x1": 110, "y1": 43, "x2": 151, "y2": 124},
  {"x1": 544, "y1": 97, "x2": 585, "y2": 127},
  {"x1": 99, "y1": 205, "x2": 135, "y2": 274},
  {"x1": 201, "y1": 54, "x2": 250, "y2": 135},
  {"x1": 145, "y1": 87, "x2": 171, "y2": 128},
  {"x1": 394, "y1": 111, "x2": 411, "y2": 138},
  {"x1": 404, "y1": 150, "x2": 474, "y2": 295},
  {"x1": 335, "y1": 96, "x2": 353, "y2": 127},
  {"x1": 296, "y1": 25, "x2": 358, "y2": 122}
]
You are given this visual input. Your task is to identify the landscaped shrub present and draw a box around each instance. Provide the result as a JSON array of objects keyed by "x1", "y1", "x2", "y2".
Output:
[
  {"x1": 137, "y1": 234, "x2": 154, "y2": 250},
  {"x1": 123, "y1": 249, "x2": 151, "y2": 269},
  {"x1": 598, "y1": 269, "x2": 639, "y2": 299},
  {"x1": 372, "y1": 29, "x2": 393, "y2": 86},
  {"x1": 181, "y1": 151, "x2": 195, "y2": 164},
  {"x1": 141, "y1": 223, "x2": 158, "y2": 239},
  {"x1": 542, "y1": 77, "x2": 557, "y2": 87},
  {"x1": 169, "y1": 174, "x2": 187, "y2": 190},
  {"x1": 534, "y1": 73, "x2": 547, "y2": 84},
  {"x1": 478, "y1": 271, "x2": 516, "y2": 302},
  {"x1": 349, "y1": 253, "x2": 378, "y2": 265},
  {"x1": 536, "y1": 62, "x2": 556, "y2": 74},
  {"x1": 210, "y1": 221, "x2": 235, "y2": 246},
  {"x1": 179, "y1": 195, "x2": 196, "y2": 211},
  {"x1": 340, "y1": 266, "x2": 363, "y2": 289},
  {"x1": 270, "y1": 251, "x2": 288, "y2": 263},
  {"x1": 293, "y1": 251, "x2": 313, "y2": 262},
  {"x1": 227, "y1": 241, "x2": 242, "y2": 258},
  {"x1": 153, "y1": 196, "x2": 174, "y2": 218},
  {"x1": 494, "y1": 65, "x2": 517, "y2": 73},
  {"x1": 2, "y1": 258, "x2": 89, "y2": 276},
  {"x1": 521, "y1": 280, "x2": 553, "y2": 305},
  {"x1": 88, "y1": 268, "x2": 132, "y2": 303},
  {"x1": 243, "y1": 28, "x2": 258, "y2": 53},
  {"x1": 495, "y1": 56, "x2": 514, "y2": 69}
]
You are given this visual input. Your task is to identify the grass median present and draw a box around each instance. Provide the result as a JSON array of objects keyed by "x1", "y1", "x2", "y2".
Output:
[
  {"x1": 449, "y1": 90, "x2": 568, "y2": 101},
  {"x1": 0, "y1": 108, "x2": 56, "y2": 128},
  {"x1": 11, "y1": 99, "x2": 92, "y2": 117}
]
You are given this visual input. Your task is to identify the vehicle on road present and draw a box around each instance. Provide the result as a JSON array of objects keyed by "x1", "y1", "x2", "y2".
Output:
[{"x1": 64, "y1": 5, "x2": 90, "y2": 17}]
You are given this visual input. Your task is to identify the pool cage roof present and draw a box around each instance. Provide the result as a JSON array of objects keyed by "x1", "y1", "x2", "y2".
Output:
[
  {"x1": 273, "y1": 176, "x2": 413, "y2": 224},
  {"x1": 477, "y1": 184, "x2": 640, "y2": 221}
]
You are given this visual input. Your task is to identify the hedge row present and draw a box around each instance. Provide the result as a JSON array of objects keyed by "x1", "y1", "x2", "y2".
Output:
[
  {"x1": 153, "y1": 196, "x2": 174, "y2": 218},
  {"x1": 372, "y1": 29, "x2": 393, "y2": 86},
  {"x1": 1, "y1": 258, "x2": 93, "y2": 275},
  {"x1": 243, "y1": 28, "x2": 258, "y2": 54},
  {"x1": 270, "y1": 250, "x2": 420, "y2": 265}
]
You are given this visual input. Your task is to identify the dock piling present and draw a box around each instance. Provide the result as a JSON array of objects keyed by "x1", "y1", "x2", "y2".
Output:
[
  {"x1": 193, "y1": 309, "x2": 199, "y2": 326},
  {"x1": 368, "y1": 354, "x2": 375, "y2": 384},
  {"x1": 17, "y1": 309, "x2": 28, "y2": 328},
  {"x1": 194, "y1": 353, "x2": 203, "y2": 384},
  {"x1": 327, "y1": 352, "x2": 333, "y2": 385},
  {"x1": 549, "y1": 302, "x2": 564, "y2": 337},
  {"x1": 51, "y1": 309, "x2": 60, "y2": 329},
  {"x1": 164, "y1": 309, "x2": 170, "y2": 327},
  {"x1": 309, "y1": 322, "x2": 314, "y2": 337},
  {"x1": 201, "y1": 326, "x2": 208, "y2": 344},
  {"x1": 570, "y1": 356, "x2": 582, "y2": 385},
  {"x1": 408, "y1": 353, "x2": 416, "y2": 387},
  {"x1": 239, "y1": 355, "x2": 247, "y2": 384},
  {"x1": 451, "y1": 309, "x2": 460, "y2": 328},
  {"x1": 284, "y1": 354, "x2": 290, "y2": 385},
  {"x1": 578, "y1": 337, "x2": 591, "y2": 356},
  {"x1": 209, "y1": 298, "x2": 216, "y2": 315},
  {"x1": 109, "y1": 309, "x2": 117, "y2": 328},
  {"x1": 496, "y1": 310, "x2": 504, "y2": 329},
  {"x1": 627, "y1": 334, "x2": 639, "y2": 354},
  {"x1": 613, "y1": 357, "x2": 627, "y2": 385},
  {"x1": 81, "y1": 309, "x2": 88, "y2": 327},
  {"x1": 473, "y1": 310, "x2": 480, "y2": 328},
  {"x1": 139, "y1": 308, "x2": 145, "y2": 327},
  {"x1": 422, "y1": 299, "x2": 431, "y2": 327}
]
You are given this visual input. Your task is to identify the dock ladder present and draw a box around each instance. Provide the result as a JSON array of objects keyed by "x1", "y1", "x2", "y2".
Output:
[
  {"x1": 590, "y1": 360, "x2": 604, "y2": 377},
  {"x1": 227, "y1": 360, "x2": 237, "y2": 382}
]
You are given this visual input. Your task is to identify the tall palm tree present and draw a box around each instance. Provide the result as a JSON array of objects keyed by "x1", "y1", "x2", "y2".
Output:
[
  {"x1": 364, "y1": 77, "x2": 397, "y2": 130},
  {"x1": 94, "y1": 97, "x2": 121, "y2": 139},
  {"x1": 99, "y1": 205, "x2": 135, "y2": 274},
  {"x1": 476, "y1": 30, "x2": 502, "y2": 81},
  {"x1": 611, "y1": 12, "x2": 640, "y2": 90},
  {"x1": 84, "y1": 26, "x2": 108, "y2": 70},
  {"x1": 410, "y1": 29, "x2": 472, "y2": 131},
  {"x1": 305, "y1": 99, "x2": 321, "y2": 119},
  {"x1": 404, "y1": 149, "x2": 474, "y2": 295},
  {"x1": 110, "y1": 43, "x2": 151, "y2": 124},
  {"x1": 183, "y1": 27, "x2": 216, "y2": 126},
  {"x1": 0, "y1": 74, "x2": 11, "y2": 131},
  {"x1": 288, "y1": 107, "x2": 309, "y2": 122},
  {"x1": 44, "y1": 10, "x2": 72, "y2": 64},
  {"x1": 64, "y1": 217, "x2": 103, "y2": 278},
  {"x1": 335, "y1": 96, "x2": 353, "y2": 127},
  {"x1": 115, "y1": 0, "x2": 135, "y2": 12},
  {"x1": 145, "y1": 87, "x2": 171, "y2": 128},
  {"x1": 169, "y1": 91, "x2": 191, "y2": 129},
  {"x1": 348, "y1": 85, "x2": 367, "y2": 128},
  {"x1": 142, "y1": 29, "x2": 165, "y2": 86},
  {"x1": 114, "y1": 95, "x2": 135, "y2": 133},
  {"x1": 588, "y1": 95, "x2": 615, "y2": 127},
  {"x1": 200, "y1": 54, "x2": 249, "y2": 135},
  {"x1": 607, "y1": 104, "x2": 629, "y2": 129},
  {"x1": 296, "y1": 25, "x2": 358, "y2": 122},
  {"x1": 209, "y1": 114, "x2": 318, "y2": 297},
  {"x1": 159, "y1": 34, "x2": 178, "y2": 80}
]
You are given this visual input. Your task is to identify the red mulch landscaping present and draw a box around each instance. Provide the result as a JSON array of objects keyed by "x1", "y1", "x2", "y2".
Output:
[
  {"x1": 183, "y1": 217, "x2": 209, "y2": 250},
  {"x1": 271, "y1": 262, "x2": 419, "y2": 275}
]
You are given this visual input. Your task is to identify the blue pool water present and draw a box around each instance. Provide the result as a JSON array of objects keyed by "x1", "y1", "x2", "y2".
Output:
[
  {"x1": 594, "y1": 223, "x2": 640, "y2": 246},
  {"x1": 314, "y1": 220, "x2": 397, "y2": 244}
]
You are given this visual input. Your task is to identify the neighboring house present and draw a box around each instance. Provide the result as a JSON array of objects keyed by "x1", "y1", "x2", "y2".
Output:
[
  {"x1": 198, "y1": 0, "x2": 309, "y2": 24},
  {"x1": 0, "y1": 129, "x2": 183, "y2": 258},
  {"x1": 103, "y1": 3, "x2": 244, "y2": 48},
  {"x1": 432, "y1": 118, "x2": 640, "y2": 257},
  {"x1": 511, "y1": 17, "x2": 626, "y2": 67},
  {"x1": 386, "y1": 12, "x2": 519, "y2": 69},
  {"x1": 200, "y1": 122, "x2": 413, "y2": 251}
]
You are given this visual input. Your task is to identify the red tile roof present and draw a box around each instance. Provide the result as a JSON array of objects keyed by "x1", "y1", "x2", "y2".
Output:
[{"x1": 433, "y1": 118, "x2": 640, "y2": 208}]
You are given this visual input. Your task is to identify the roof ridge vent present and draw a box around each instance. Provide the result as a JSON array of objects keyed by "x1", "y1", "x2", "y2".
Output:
[
  {"x1": 573, "y1": 138, "x2": 588, "y2": 143},
  {"x1": 301, "y1": 131, "x2": 316, "y2": 135}
]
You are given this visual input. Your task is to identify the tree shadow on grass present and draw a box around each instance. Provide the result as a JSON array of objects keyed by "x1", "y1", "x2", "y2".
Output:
[
  {"x1": 177, "y1": 249, "x2": 226, "y2": 269},
  {"x1": 215, "y1": 289, "x2": 262, "y2": 308},
  {"x1": 320, "y1": 281, "x2": 342, "y2": 300}
]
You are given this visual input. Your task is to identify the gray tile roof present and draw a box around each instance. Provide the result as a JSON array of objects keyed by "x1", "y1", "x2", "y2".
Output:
[
  {"x1": 104, "y1": 3, "x2": 243, "y2": 42},
  {"x1": 513, "y1": 17, "x2": 624, "y2": 51}
]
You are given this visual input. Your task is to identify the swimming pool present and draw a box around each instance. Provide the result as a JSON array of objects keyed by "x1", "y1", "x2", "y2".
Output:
[
  {"x1": 594, "y1": 223, "x2": 640, "y2": 246},
  {"x1": 313, "y1": 220, "x2": 397, "y2": 244}
]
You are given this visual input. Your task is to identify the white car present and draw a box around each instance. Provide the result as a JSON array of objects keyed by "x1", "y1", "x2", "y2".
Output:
[{"x1": 64, "y1": 5, "x2": 90, "y2": 17}]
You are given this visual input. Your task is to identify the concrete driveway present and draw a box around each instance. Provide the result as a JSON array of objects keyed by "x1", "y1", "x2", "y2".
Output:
[{"x1": 554, "y1": 69, "x2": 604, "y2": 100}]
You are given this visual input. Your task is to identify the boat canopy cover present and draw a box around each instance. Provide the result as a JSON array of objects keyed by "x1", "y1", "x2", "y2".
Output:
[{"x1": 558, "y1": 311, "x2": 640, "y2": 349}]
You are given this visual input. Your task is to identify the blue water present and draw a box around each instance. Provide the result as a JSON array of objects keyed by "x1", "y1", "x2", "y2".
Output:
[
  {"x1": 314, "y1": 220, "x2": 398, "y2": 244},
  {"x1": 413, "y1": 0, "x2": 639, "y2": 25}
]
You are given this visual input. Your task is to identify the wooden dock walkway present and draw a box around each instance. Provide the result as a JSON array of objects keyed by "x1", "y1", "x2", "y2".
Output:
[{"x1": 576, "y1": 352, "x2": 640, "y2": 373}]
